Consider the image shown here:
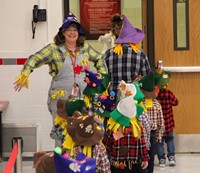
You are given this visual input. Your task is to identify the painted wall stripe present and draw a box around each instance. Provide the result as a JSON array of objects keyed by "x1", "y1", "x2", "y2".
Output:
[{"x1": 0, "y1": 58, "x2": 27, "y2": 65}]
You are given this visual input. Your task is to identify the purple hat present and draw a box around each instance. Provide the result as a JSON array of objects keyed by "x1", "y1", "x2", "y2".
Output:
[
  {"x1": 54, "y1": 152, "x2": 96, "y2": 173},
  {"x1": 115, "y1": 16, "x2": 144, "y2": 44},
  {"x1": 60, "y1": 12, "x2": 84, "y2": 35}
]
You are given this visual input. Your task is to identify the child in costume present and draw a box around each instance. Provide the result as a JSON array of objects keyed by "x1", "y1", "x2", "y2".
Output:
[
  {"x1": 156, "y1": 71, "x2": 179, "y2": 167},
  {"x1": 103, "y1": 95, "x2": 149, "y2": 173},
  {"x1": 139, "y1": 71, "x2": 165, "y2": 173},
  {"x1": 118, "y1": 80, "x2": 152, "y2": 151},
  {"x1": 64, "y1": 115, "x2": 111, "y2": 173},
  {"x1": 50, "y1": 97, "x2": 87, "y2": 143}
]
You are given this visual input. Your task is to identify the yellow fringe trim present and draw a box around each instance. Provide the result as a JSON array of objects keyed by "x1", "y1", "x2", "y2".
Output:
[
  {"x1": 84, "y1": 95, "x2": 92, "y2": 108},
  {"x1": 145, "y1": 98, "x2": 153, "y2": 108},
  {"x1": 130, "y1": 117, "x2": 143, "y2": 139},
  {"x1": 15, "y1": 72, "x2": 29, "y2": 89},
  {"x1": 139, "y1": 102, "x2": 147, "y2": 112},
  {"x1": 108, "y1": 118, "x2": 121, "y2": 133},
  {"x1": 54, "y1": 116, "x2": 68, "y2": 135},
  {"x1": 114, "y1": 43, "x2": 141, "y2": 55},
  {"x1": 81, "y1": 58, "x2": 88, "y2": 67},
  {"x1": 130, "y1": 43, "x2": 140, "y2": 53},
  {"x1": 82, "y1": 146, "x2": 92, "y2": 157},
  {"x1": 108, "y1": 117, "x2": 143, "y2": 138},
  {"x1": 62, "y1": 134, "x2": 75, "y2": 156},
  {"x1": 114, "y1": 44, "x2": 123, "y2": 55},
  {"x1": 51, "y1": 90, "x2": 65, "y2": 99}
]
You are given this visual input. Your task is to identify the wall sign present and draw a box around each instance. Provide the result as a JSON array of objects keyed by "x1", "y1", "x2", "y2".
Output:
[{"x1": 80, "y1": 0, "x2": 121, "y2": 40}]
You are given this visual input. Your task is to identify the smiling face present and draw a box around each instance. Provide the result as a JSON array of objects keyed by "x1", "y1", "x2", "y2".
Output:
[{"x1": 63, "y1": 24, "x2": 79, "y2": 45}]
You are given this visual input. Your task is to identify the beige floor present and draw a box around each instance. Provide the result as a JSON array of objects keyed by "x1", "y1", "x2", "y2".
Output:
[{"x1": 0, "y1": 154, "x2": 200, "y2": 173}]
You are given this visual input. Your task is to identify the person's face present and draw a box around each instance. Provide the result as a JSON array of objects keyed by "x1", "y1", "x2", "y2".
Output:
[{"x1": 63, "y1": 26, "x2": 79, "y2": 43}]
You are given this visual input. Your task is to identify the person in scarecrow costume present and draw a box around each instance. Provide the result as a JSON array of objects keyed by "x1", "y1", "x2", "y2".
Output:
[
  {"x1": 103, "y1": 95, "x2": 149, "y2": 173},
  {"x1": 63, "y1": 115, "x2": 111, "y2": 173},
  {"x1": 139, "y1": 71, "x2": 165, "y2": 173},
  {"x1": 118, "y1": 80, "x2": 153, "y2": 151},
  {"x1": 14, "y1": 12, "x2": 107, "y2": 147},
  {"x1": 156, "y1": 70, "x2": 179, "y2": 167},
  {"x1": 103, "y1": 15, "x2": 151, "y2": 96}
]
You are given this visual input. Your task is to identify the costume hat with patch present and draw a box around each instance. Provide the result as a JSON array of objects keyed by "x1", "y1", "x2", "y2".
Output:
[
  {"x1": 83, "y1": 69, "x2": 110, "y2": 96},
  {"x1": 54, "y1": 152, "x2": 96, "y2": 173},
  {"x1": 92, "y1": 91, "x2": 117, "y2": 117},
  {"x1": 60, "y1": 12, "x2": 84, "y2": 35},
  {"x1": 110, "y1": 96, "x2": 143, "y2": 127},
  {"x1": 66, "y1": 115, "x2": 103, "y2": 146},
  {"x1": 156, "y1": 71, "x2": 171, "y2": 89},
  {"x1": 139, "y1": 71, "x2": 156, "y2": 98},
  {"x1": 115, "y1": 16, "x2": 144, "y2": 44}
]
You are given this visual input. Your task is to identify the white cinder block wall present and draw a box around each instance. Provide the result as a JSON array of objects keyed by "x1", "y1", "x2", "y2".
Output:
[
  {"x1": 0, "y1": 0, "x2": 142, "y2": 152},
  {"x1": 0, "y1": 0, "x2": 64, "y2": 151}
]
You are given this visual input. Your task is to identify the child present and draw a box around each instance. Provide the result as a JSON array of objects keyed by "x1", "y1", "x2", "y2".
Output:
[
  {"x1": 64, "y1": 114, "x2": 111, "y2": 173},
  {"x1": 139, "y1": 71, "x2": 165, "y2": 173},
  {"x1": 103, "y1": 95, "x2": 149, "y2": 173},
  {"x1": 156, "y1": 71, "x2": 179, "y2": 167},
  {"x1": 118, "y1": 80, "x2": 152, "y2": 151}
]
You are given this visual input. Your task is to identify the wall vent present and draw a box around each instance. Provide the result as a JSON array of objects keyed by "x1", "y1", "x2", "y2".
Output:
[{"x1": 2, "y1": 123, "x2": 40, "y2": 157}]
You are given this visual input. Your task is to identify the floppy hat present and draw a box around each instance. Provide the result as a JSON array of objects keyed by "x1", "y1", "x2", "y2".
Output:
[
  {"x1": 115, "y1": 16, "x2": 144, "y2": 44},
  {"x1": 156, "y1": 71, "x2": 171, "y2": 89},
  {"x1": 60, "y1": 12, "x2": 84, "y2": 35},
  {"x1": 92, "y1": 91, "x2": 117, "y2": 117},
  {"x1": 66, "y1": 115, "x2": 103, "y2": 146},
  {"x1": 139, "y1": 71, "x2": 156, "y2": 98},
  {"x1": 54, "y1": 152, "x2": 96, "y2": 173}
]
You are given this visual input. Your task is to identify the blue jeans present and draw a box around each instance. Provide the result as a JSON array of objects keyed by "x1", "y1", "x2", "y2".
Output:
[{"x1": 157, "y1": 130, "x2": 175, "y2": 160}]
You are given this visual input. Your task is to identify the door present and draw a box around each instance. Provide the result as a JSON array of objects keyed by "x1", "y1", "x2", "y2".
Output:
[{"x1": 153, "y1": 0, "x2": 200, "y2": 134}]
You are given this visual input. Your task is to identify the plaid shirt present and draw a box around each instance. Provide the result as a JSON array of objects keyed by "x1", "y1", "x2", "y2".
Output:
[
  {"x1": 74, "y1": 143, "x2": 111, "y2": 173},
  {"x1": 21, "y1": 43, "x2": 107, "y2": 77},
  {"x1": 157, "y1": 89, "x2": 179, "y2": 136},
  {"x1": 139, "y1": 112, "x2": 153, "y2": 150},
  {"x1": 142, "y1": 99, "x2": 165, "y2": 142},
  {"x1": 103, "y1": 128, "x2": 149, "y2": 163},
  {"x1": 103, "y1": 44, "x2": 151, "y2": 94}
]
